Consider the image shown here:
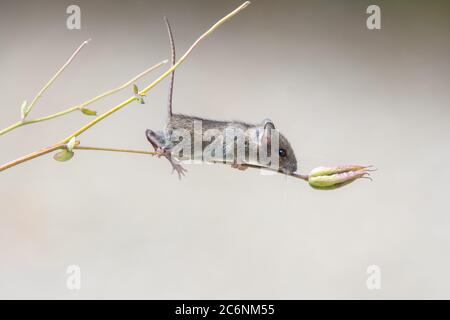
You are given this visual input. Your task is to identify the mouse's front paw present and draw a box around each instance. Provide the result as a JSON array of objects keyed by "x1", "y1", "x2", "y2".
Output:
[
  {"x1": 231, "y1": 162, "x2": 249, "y2": 171},
  {"x1": 154, "y1": 147, "x2": 169, "y2": 158}
]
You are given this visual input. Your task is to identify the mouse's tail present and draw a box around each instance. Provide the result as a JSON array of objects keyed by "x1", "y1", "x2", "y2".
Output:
[{"x1": 164, "y1": 16, "x2": 175, "y2": 120}]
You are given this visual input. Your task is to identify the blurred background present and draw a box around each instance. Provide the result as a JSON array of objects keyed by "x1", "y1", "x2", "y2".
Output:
[{"x1": 0, "y1": 0, "x2": 449, "y2": 299}]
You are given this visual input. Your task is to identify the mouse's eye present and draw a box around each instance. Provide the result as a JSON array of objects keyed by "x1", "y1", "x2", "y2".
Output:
[{"x1": 279, "y1": 148, "x2": 287, "y2": 158}]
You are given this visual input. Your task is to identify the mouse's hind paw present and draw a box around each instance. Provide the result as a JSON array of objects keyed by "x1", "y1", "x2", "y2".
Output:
[
  {"x1": 171, "y1": 161, "x2": 188, "y2": 179},
  {"x1": 166, "y1": 155, "x2": 187, "y2": 179}
]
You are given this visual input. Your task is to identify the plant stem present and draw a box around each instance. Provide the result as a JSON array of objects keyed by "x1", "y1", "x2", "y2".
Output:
[
  {"x1": 76, "y1": 59, "x2": 168, "y2": 111},
  {"x1": 26, "y1": 39, "x2": 91, "y2": 117},
  {"x1": 0, "y1": 121, "x2": 25, "y2": 136},
  {"x1": 0, "y1": 106, "x2": 79, "y2": 136},
  {"x1": 211, "y1": 160, "x2": 310, "y2": 181},
  {"x1": 0, "y1": 140, "x2": 310, "y2": 182},
  {"x1": 0, "y1": 142, "x2": 159, "y2": 172},
  {"x1": 60, "y1": 1, "x2": 251, "y2": 144},
  {"x1": 74, "y1": 145, "x2": 159, "y2": 156},
  {"x1": 0, "y1": 1, "x2": 251, "y2": 173},
  {"x1": 0, "y1": 60, "x2": 167, "y2": 137},
  {"x1": 23, "y1": 106, "x2": 80, "y2": 123},
  {"x1": 60, "y1": 97, "x2": 136, "y2": 144},
  {"x1": 0, "y1": 143, "x2": 66, "y2": 172}
]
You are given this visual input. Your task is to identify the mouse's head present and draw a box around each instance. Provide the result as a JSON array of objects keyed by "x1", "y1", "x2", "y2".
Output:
[{"x1": 259, "y1": 119, "x2": 298, "y2": 174}]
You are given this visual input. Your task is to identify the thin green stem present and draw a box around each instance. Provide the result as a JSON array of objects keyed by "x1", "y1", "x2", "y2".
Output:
[
  {"x1": 0, "y1": 142, "x2": 158, "y2": 172},
  {"x1": 0, "y1": 138, "x2": 310, "y2": 182},
  {"x1": 0, "y1": 2, "x2": 251, "y2": 173},
  {"x1": 0, "y1": 121, "x2": 24, "y2": 136},
  {"x1": 0, "y1": 106, "x2": 80, "y2": 136},
  {"x1": 76, "y1": 59, "x2": 168, "y2": 111},
  {"x1": 74, "y1": 145, "x2": 159, "y2": 156},
  {"x1": 60, "y1": 1, "x2": 251, "y2": 144},
  {"x1": 141, "y1": 1, "x2": 250, "y2": 96},
  {"x1": 75, "y1": 147, "x2": 310, "y2": 181},
  {"x1": 211, "y1": 160, "x2": 310, "y2": 181},
  {"x1": 26, "y1": 107, "x2": 80, "y2": 124},
  {"x1": 0, "y1": 60, "x2": 167, "y2": 137},
  {"x1": 26, "y1": 39, "x2": 91, "y2": 117},
  {"x1": 0, "y1": 108, "x2": 80, "y2": 136},
  {"x1": 60, "y1": 97, "x2": 136, "y2": 144}
]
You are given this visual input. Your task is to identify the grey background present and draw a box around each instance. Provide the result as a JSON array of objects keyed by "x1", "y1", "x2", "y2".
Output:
[{"x1": 0, "y1": 0, "x2": 449, "y2": 299}]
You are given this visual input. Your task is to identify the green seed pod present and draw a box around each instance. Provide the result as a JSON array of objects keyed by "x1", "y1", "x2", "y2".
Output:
[{"x1": 308, "y1": 165, "x2": 373, "y2": 190}]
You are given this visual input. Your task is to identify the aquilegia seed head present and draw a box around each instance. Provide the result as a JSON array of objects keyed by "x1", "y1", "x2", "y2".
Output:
[{"x1": 307, "y1": 165, "x2": 374, "y2": 190}]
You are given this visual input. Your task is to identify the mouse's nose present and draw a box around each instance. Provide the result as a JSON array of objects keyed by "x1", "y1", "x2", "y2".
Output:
[
  {"x1": 289, "y1": 162, "x2": 298, "y2": 174},
  {"x1": 280, "y1": 162, "x2": 297, "y2": 174}
]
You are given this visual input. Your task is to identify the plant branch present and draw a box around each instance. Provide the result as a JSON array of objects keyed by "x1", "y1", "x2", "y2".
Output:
[
  {"x1": 59, "y1": 1, "x2": 251, "y2": 144},
  {"x1": 75, "y1": 59, "x2": 168, "y2": 112},
  {"x1": 0, "y1": 143, "x2": 66, "y2": 172},
  {"x1": 0, "y1": 1, "x2": 251, "y2": 173},
  {"x1": 74, "y1": 145, "x2": 159, "y2": 156},
  {"x1": 0, "y1": 60, "x2": 167, "y2": 136},
  {"x1": 26, "y1": 39, "x2": 91, "y2": 117},
  {"x1": 0, "y1": 142, "x2": 160, "y2": 172},
  {"x1": 211, "y1": 160, "x2": 310, "y2": 181},
  {"x1": 0, "y1": 108, "x2": 79, "y2": 136},
  {"x1": 0, "y1": 139, "x2": 308, "y2": 180}
]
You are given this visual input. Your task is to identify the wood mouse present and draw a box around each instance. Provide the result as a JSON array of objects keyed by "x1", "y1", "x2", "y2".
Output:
[{"x1": 145, "y1": 18, "x2": 298, "y2": 179}]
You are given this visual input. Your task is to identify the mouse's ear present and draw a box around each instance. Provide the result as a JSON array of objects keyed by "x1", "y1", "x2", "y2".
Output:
[
  {"x1": 262, "y1": 118, "x2": 275, "y2": 130},
  {"x1": 260, "y1": 118, "x2": 275, "y2": 145}
]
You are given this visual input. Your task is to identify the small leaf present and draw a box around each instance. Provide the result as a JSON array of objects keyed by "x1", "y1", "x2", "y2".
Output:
[
  {"x1": 133, "y1": 84, "x2": 145, "y2": 103},
  {"x1": 20, "y1": 100, "x2": 29, "y2": 120},
  {"x1": 80, "y1": 107, "x2": 97, "y2": 116},
  {"x1": 53, "y1": 150, "x2": 74, "y2": 162},
  {"x1": 136, "y1": 96, "x2": 145, "y2": 104},
  {"x1": 67, "y1": 137, "x2": 77, "y2": 152}
]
